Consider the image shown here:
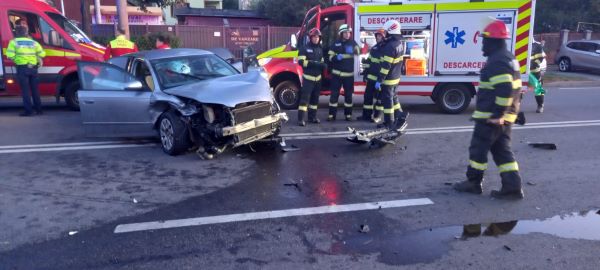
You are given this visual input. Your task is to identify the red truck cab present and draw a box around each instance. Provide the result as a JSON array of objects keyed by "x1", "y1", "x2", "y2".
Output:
[{"x1": 0, "y1": 0, "x2": 105, "y2": 110}]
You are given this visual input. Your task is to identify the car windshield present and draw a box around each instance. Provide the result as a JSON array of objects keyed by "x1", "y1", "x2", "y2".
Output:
[
  {"x1": 45, "y1": 12, "x2": 93, "y2": 44},
  {"x1": 151, "y1": 54, "x2": 239, "y2": 90}
]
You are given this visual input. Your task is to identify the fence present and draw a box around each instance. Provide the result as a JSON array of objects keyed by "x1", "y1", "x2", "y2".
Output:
[
  {"x1": 91, "y1": 24, "x2": 297, "y2": 59},
  {"x1": 535, "y1": 31, "x2": 600, "y2": 63}
]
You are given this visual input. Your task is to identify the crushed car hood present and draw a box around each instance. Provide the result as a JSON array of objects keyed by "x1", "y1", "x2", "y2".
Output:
[{"x1": 165, "y1": 71, "x2": 272, "y2": 108}]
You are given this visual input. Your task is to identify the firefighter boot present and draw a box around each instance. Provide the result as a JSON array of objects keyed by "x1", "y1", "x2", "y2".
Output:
[
  {"x1": 357, "y1": 109, "x2": 373, "y2": 122},
  {"x1": 372, "y1": 108, "x2": 382, "y2": 123},
  {"x1": 535, "y1": 95, "x2": 544, "y2": 113},
  {"x1": 394, "y1": 111, "x2": 409, "y2": 132},
  {"x1": 491, "y1": 172, "x2": 524, "y2": 200},
  {"x1": 308, "y1": 109, "x2": 320, "y2": 124},
  {"x1": 453, "y1": 167, "x2": 484, "y2": 194},
  {"x1": 297, "y1": 110, "x2": 306, "y2": 127}
]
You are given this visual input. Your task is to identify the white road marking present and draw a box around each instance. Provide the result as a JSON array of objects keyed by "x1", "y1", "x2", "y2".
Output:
[
  {"x1": 114, "y1": 198, "x2": 434, "y2": 234},
  {"x1": 0, "y1": 143, "x2": 154, "y2": 154},
  {"x1": 559, "y1": 87, "x2": 600, "y2": 90},
  {"x1": 0, "y1": 141, "x2": 152, "y2": 150}
]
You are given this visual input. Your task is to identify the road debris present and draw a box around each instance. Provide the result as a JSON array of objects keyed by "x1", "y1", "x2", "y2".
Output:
[
  {"x1": 359, "y1": 225, "x2": 370, "y2": 233},
  {"x1": 444, "y1": 182, "x2": 453, "y2": 186},
  {"x1": 528, "y1": 142, "x2": 557, "y2": 150},
  {"x1": 527, "y1": 182, "x2": 537, "y2": 186},
  {"x1": 284, "y1": 182, "x2": 301, "y2": 192},
  {"x1": 133, "y1": 198, "x2": 138, "y2": 204},
  {"x1": 503, "y1": 245, "x2": 512, "y2": 251},
  {"x1": 68, "y1": 231, "x2": 78, "y2": 236}
]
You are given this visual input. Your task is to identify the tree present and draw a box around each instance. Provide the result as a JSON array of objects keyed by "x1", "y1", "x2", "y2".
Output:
[
  {"x1": 252, "y1": 0, "x2": 331, "y2": 26},
  {"x1": 535, "y1": 0, "x2": 600, "y2": 33}
]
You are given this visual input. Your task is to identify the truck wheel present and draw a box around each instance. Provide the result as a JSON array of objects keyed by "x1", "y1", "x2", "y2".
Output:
[
  {"x1": 558, "y1": 58, "x2": 571, "y2": 72},
  {"x1": 274, "y1": 80, "x2": 300, "y2": 110},
  {"x1": 65, "y1": 81, "x2": 80, "y2": 111},
  {"x1": 158, "y1": 111, "x2": 191, "y2": 156},
  {"x1": 436, "y1": 84, "x2": 472, "y2": 114}
]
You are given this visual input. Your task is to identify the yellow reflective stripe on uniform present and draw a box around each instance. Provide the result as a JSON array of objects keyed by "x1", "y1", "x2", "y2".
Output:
[
  {"x1": 498, "y1": 162, "x2": 519, "y2": 173},
  {"x1": 470, "y1": 160, "x2": 488, "y2": 171},
  {"x1": 478, "y1": 81, "x2": 494, "y2": 89},
  {"x1": 363, "y1": 104, "x2": 374, "y2": 109},
  {"x1": 367, "y1": 74, "x2": 378, "y2": 81},
  {"x1": 376, "y1": 106, "x2": 384, "y2": 111},
  {"x1": 309, "y1": 105, "x2": 318, "y2": 110},
  {"x1": 489, "y1": 74, "x2": 514, "y2": 85},
  {"x1": 512, "y1": 79, "x2": 523, "y2": 89},
  {"x1": 393, "y1": 103, "x2": 402, "y2": 110},
  {"x1": 303, "y1": 74, "x2": 321, "y2": 81},
  {"x1": 332, "y1": 69, "x2": 353, "y2": 77},
  {"x1": 298, "y1": 56, "x2": 307, "y2": 60},
  {"x1": 380, "y1": 68, "x2": 389, "y2": 75},
  {"x1": 298, "y1": 55, "x2": 308, "y2": 67},
  {"x1": 503, "y1": 113, "x2": 518, "y2": 123},
  {"x1": 472, "y1": 111, "x2": 492, "y2": 119},
  {"x1": 369, "y1": 57, "x2": 381, "y2": 63},
  {"x1": 363, "y1": 63, "x2": 370, "y2": 68},
  {"x1": 382, "y1": 56, "x2": 402, "y2": 64},
  {"x1": 531, "y1": 53, "x2": 544, "y2": 60},
  {"x1": 384, "y1": 108, "x2": 394, "y2": 114},
  {"x1": 298, "y1": 105, "x2": 308, "y2": 111},
  {"x1": 495, "y1": 97, "x2": 514, "y2": 106},
  {"x1": 341, "y1": 54, "x2": 354, "y2": 59},
  {"x1": 329, "y1": 102, "x2": 338, "y2": 107},
  {"x1": 344, "y1": 103, "x2": 353, "y2": 108},
  {"x1": 383, "y1": 79, "x2": 400, "y2": 85}
]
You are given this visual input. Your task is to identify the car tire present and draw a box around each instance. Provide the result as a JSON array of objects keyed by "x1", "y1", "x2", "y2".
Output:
[
  {"x1": 65, "y1": 81, "x2": 80, "y2": 111},
  {"x1": 435, "y1": 84, "x2": 472, "y2": 114},
  {"x1": 158, "y1": 111, "x2": 191, "y2": 156},
  {"x1": 558, "y1": 58, "x2": 571, "y2": 72},
  {"x1": 274, "y1": 80, "x2": 300, "y2": 110}
]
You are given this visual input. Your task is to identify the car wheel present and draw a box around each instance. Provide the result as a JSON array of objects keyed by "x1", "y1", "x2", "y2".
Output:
[
  {"x1": 436, "y1": 84, "x2": 472, "y2": 114},
  {"x1": 558, "y1": 58, "x2": 571, "y2": 72},
  {"x1": 158, "y1": 111, "x2": 191, "y2": 156},
  {"x1": 65, "y1": 81, "x2": 80, "y2": 111},
  {"x1": 274, "y1": 80, "x2": 300, "y2": 110}
]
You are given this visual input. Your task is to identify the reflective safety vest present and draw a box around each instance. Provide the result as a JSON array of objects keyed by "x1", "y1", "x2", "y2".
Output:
[
  {"x1": 377, "y1": 35, "x2": 403, "y2": 86},
  {"x1": 103, "y1": 35, "x2": 138, "y2": 60},
  {"x1": 473, "y1": 49, "x2": 522, "y2": 123},
  {"x1": 6, "y1": 37, "x2": 45, "y2": 66},
  {"x1": 530, "y1": 41, "x2": 545, "y2": 74}
]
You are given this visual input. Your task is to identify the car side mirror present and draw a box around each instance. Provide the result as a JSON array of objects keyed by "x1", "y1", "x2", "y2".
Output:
[
  {"x1": 290, "y1": 34, "x2": 298, "y2": 49},
  {"x1": 49, "y1": 30, "x2": 61, "y2": 47},
  {"x1": 124, "y1": 80, "x2": 144, "y2": 91}
]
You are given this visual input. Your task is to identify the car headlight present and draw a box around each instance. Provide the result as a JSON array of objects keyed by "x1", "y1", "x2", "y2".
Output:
[
  {"x1": 259, "y1": 67, "x2": 269, "y2": 80},
  {"x1": 258, "y1": 57, "x2": 272, "y2": 67}
]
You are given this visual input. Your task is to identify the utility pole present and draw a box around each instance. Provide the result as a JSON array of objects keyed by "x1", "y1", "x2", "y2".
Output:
[
  {"x1": 94, "y1": 0, "x2": 102, "y2": 24},
  {"x1": 80, "y1": 0, "x2": 91, "y2": 34},
  {"x1": 115, "y1": 0, "x2": 129, "y2": 38}
]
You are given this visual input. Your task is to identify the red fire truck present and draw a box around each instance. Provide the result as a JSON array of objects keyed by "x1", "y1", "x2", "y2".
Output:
[
  {"x1": 0, "y1": 0, "x2": 105, "y2": 110},
  {"x1": 257, "y1": 0, "x2": 536, "y2": 113}
]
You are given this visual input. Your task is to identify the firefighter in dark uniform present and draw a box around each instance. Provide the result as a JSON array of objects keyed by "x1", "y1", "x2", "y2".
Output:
[
  {"x1": 297, "y1": 28, "x2": 326, "y2": 126},
  {"x1": 530, "y1": 39, "x2": 546, "y2": 113},
  {"x1": 453, "y1": 20, "x2": 525, "y2": 200},
  {"x1": 358, "y1": 28, "x2": 386, "y2": 123},
  {"x1": 327, "y1": 24, "x2": 360, "y2": 121},
  {"x1": 6, "y1": 25, "x2": 46, "y2": 116},
  {"x1": 375, "y1": 20, "x2": 408, "y2": 130}
]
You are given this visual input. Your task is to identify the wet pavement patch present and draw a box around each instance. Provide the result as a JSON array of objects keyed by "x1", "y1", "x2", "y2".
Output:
[{"x1": 335, "y1": 209, "x2": 600, "y2": 266}]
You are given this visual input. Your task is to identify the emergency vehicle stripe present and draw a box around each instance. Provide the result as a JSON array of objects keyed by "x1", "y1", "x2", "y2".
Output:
[
  {"x1": 80, "y1": 44, "x2": 105, "y2": 54},
  {"x1": 515, "y1": 0, "x2": 533, "y2": 74}
]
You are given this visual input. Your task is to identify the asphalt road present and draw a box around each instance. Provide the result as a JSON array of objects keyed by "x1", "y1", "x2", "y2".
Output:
[{"x1": 1, "y1": 85, "x2": 600, "y2": 270}]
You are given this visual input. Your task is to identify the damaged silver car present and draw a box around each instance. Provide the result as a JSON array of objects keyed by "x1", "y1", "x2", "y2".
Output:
[{"x1": 76, "y1": 49, "x2": 288, "y2": 159}]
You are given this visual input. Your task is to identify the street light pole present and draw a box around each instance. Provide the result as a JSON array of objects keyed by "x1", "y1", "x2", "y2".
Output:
[
  {"x1": 115, "y1": 0, "x2": 129, "y2": 38},
  {"x1": 94, "y1": 0, "x2": 102, "y2": 24}
]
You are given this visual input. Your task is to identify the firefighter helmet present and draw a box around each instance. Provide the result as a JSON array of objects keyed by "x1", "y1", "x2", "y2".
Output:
[
  {"x1": 480, "y1": 20, "x2": 511, "y2": 39},
  {"x1": 374, "y1": 28, "x2": 386, "y2": 37},
  {"x1": 383, "y1": 20, "x2": 401, "y2": 35},
  {"x1": 338, "y1": 24, "x2": 352, "y2": 34},
  {"x1": 309, "y1": 28, "x2": 322, "y2": 37}
]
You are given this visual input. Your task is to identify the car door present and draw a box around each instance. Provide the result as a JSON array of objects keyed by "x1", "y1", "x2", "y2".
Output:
[
  {"x1": 77, "y1": 61, "x2": 155, "y2": 138},
  {"x1": 587, "y1": 43, "x2": 600, "y2": 68}
]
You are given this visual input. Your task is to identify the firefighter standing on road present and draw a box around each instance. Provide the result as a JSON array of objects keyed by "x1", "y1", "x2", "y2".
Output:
[
  {"x1": 328, "y1": 24, "x2": 360, "y2": 121},
  {"x1": 376, "y1": 20, "x2": 408, "y2": 130},
  {"x1": 6, "y1": 25, "x2": 46, "y2": 117},
  {"x1": 530, "y1": 39, "x2": 546, "y2": 113},
  {"x1": 104, "y1": 28, "x2": 138, "y2": 61},
  {"x1": 297, "y1": 28, "x2": 326, "y2": 126},
  {"x1": 358, "y1": 28, "x2": 386, "y2": 123},
  {"x1": 453, "y1": 20, "x2": 525, "y2": 200}
]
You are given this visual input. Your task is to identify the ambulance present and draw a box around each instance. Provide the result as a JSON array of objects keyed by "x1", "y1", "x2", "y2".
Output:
[
  {"x1": 257, "y1": 0, "x2": 536, "y2": 113},
  {"x1": 0, "y1": 0, "x2": 105, "y2": 110}
]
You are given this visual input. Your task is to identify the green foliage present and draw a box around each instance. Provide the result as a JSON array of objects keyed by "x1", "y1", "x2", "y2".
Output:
[
  {"x1": 536, "y1": 0, "x2": 600, "y2": 33},
  {"x1": 223, "y1": 0, "x2": 240, "y2": 10},
  {"x1": 252, "y1": 0, "x2": 332, "y2": 26}
]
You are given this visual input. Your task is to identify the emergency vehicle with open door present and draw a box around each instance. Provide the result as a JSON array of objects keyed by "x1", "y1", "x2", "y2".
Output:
[
  {"x1": 257, "y1": 0, "x2": 536, "y2": 114},
  {"x1": 0, "y1": 0, "x2": 105, "y2": 110}
]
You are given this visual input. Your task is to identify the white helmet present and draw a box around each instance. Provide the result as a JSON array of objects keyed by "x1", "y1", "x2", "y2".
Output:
[
  {"x1": 338, "y1": 24, "x2": 352, "y2": 35},
  {"x1": 383, "y1": 20, "x2": 402, "y2": 35}
]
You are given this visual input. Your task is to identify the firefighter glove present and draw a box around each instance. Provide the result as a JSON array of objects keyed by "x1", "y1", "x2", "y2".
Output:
[
  {"x1": 336, "y1": 54, "x2": 344, "y2": 61},
  {"x1": 375, "y1": 81, "x2": 381, "y2": 90}
]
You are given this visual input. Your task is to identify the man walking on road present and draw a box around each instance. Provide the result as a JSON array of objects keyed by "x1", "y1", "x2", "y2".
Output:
[
  {"x1": 327, "y1": 24, "x2": 360, "y2": 122},
  {"x1": 6, "y1": 25, "x2": 46, "y2": 116},
  {"x1": 530, "y1": 39, "x2": 546, "y2": 113},
  {"x1": 453, "y1": 20, "x2": 525, "y2": 200},
  {"x1": 104, "y1": 28, "x2": 138, "y2": 60}
]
